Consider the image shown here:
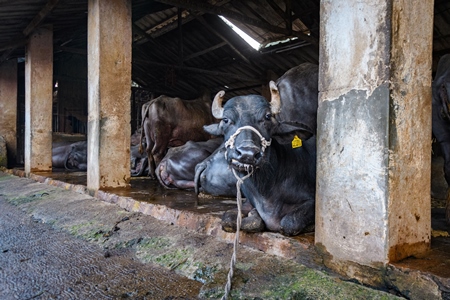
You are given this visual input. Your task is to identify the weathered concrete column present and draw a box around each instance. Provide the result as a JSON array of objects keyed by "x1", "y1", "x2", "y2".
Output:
[
  {"x1": 24, "y1": 26, "x2": 53, "y2": 174},
  {"x1": 0, "y1": 59, "x2": 18, "y2": 167},
  {"x1": 316, "y1": 0, "x2": 434, "y2": 284},
  {"x1": 87, "y1": 0, "x2": 131, "y2": 190}
]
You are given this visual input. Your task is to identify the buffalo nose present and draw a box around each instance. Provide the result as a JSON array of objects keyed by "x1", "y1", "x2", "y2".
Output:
[{"x1": 235, "y1": 146, "x2": 261, "y2": 164}]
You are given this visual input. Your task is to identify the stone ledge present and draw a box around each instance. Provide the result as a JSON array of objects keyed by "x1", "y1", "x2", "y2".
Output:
[
  {"x1": 5, "y1": 168, "x2": 320, "y2": 268},
  {"x1": 4, "y1": 168, "x2": 450, "y2": 299}
]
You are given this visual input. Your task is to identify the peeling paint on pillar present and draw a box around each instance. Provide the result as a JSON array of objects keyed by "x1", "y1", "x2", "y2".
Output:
[
  {"x1": 87, "y1": 0, "x2": 132, "y2": 190},
  {"x1": 316, "y1": 0, "x2": 433, "y2": 280}
]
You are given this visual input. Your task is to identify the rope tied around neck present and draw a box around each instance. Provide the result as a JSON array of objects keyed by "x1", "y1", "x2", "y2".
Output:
[
  {"x1": 221, "y1": 126, "x2": 269, "y2": 299},
  {"x1": 221, "y1": 168, "x2": 253, "y2": 300}
]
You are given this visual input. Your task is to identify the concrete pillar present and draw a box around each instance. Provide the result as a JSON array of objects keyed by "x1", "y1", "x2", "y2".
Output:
[
  {"x1": 316, "y1": 0, "x2": 434, "y2": 284},
  {"x1": 87, "y1": 0, "x2": 131, "y2": 190},
  {"x1": 0, "y1": 59, "x2": 18, "y2": 167},
  {"x1": 24, "y1": 26, "x2": 53, "y2": 174}
]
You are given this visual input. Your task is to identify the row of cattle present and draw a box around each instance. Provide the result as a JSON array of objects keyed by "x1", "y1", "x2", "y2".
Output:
[
  {"x1": 52, "y1": 56, "x2": 450, "y2": 236},
  {"x1": 137, "y1": 62, "x2": 321, "y2": 236}
]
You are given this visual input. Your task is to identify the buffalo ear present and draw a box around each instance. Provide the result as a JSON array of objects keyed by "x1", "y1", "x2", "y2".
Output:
[
  {"x1": 204, "y1": 124, "x2": 223, "y2": 136},
  {"x1": 273, "y1": 122, "x2": 314, "y2": 143}
]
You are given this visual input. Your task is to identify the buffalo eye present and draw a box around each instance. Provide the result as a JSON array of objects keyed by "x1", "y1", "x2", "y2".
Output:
[
  {"x1": 265, "y1": 113, "x2": 272, "y2": 120},
  {"x1": 222, "y1": 118, "x2": 229, "y2": 124}
]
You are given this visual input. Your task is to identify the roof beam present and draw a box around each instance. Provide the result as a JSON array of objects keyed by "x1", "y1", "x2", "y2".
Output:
[
  {"x1": 154, "y1": 0, "x2": 318, "y2": 45},
  {"x1": 0, "y1": 0, "x2": 60, "y2": 63},
  {"x1": 23, "y1": 0, "x2": 60, "y2": 36},
  {"x1": 197, "y1": 16, "x2": 252, "y2": 65},
  {"x1": 183, "y1": 41, "x2": 227, "y2": 61},
  {"x1": 133, "y1": 58, "x2": 261, "y2": 82}
]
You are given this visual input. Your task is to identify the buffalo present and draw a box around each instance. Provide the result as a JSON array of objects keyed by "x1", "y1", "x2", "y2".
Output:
[
  {"x1": 52, "y1": 141, "x2": 87, "y2": 171},
  {"x1": 131, "y1": 144, "x2": 148, "y2": 177},
  {"x1": 432, "y1": 54, "x2": 450, "y2": 225},
  {"x1": 194, "y1": 63, "x2": 319, "y2": 198},
  {"x1": 269, "y1": 62, "x2": 318, "y2": 140},
  {"x1": 204, "y1": 91, "x2": 316, "y2": 236},
  {"x1": 194, "y1": 143, "x2": 237, "y2": 197},
  {"x1": 156, "y1": 138, "x2": 223, "y2": 190},
  {"x1": 139, "y1": 92, "x2": 216, "y2": 179}
]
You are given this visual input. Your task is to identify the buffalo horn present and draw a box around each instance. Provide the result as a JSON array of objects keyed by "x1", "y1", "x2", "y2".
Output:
[
  {"x1": 269, "y1": 80, "x2": 281, "y2": 114},
  {"x1": 212, "y1": 90, "x2": 225, "y2": 119}
]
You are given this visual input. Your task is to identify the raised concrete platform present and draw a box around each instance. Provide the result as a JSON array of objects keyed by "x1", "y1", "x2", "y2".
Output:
[{"x1": 2, "y1": 168, "x2": 450, "y2": 299}]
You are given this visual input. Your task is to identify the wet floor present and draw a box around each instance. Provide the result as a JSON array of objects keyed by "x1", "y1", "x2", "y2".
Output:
[{"x1": 43, "y1": 169, "x2": 238, "y2": 215}]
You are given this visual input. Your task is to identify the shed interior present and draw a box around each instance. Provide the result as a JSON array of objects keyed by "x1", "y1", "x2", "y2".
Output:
[{"x1": 0, "y1": 0, "x2": 450, "y2": 295}]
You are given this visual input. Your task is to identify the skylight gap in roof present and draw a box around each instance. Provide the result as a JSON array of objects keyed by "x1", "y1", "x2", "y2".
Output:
[{"x1": 219, "y1": 16, "x2": 261, "y2": 51}]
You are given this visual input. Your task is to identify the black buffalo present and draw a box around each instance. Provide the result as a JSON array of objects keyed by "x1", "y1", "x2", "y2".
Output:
[
  {"x1": 131, "y1": 144, "x2": 148, "y2": 177},
  {"x1": 432, "y1": 54, "x2": 450, "y2": 225},
  {"x1": 139, "y1": 92, "x2": 216, "y2": 179},
  {"x1": 203, "y1": 91, "x2": 316, "y2": 236},
  {"x1": 52, "y1": 141, "x2": 87, "y2": 171},
  {"x1": 269, "y1": 62, "x2": 318, "y2": 140},
  {"x1": 156, "y1": 138, "x2": 223, "y2": 190},
  {"x1": 194, "y1": 143, "x2": 237, "y2": 197}
]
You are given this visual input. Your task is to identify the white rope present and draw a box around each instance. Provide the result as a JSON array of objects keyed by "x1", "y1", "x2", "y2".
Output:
[
  {"x1": 221, "y1": 168, "x2": 253, "y2": 300},
  {"x1": 221, "y1": 125, "x2": 269, "y2": 299},
  {"x1": 224, "y1": 125, "x2": 271, "y2": 153}
]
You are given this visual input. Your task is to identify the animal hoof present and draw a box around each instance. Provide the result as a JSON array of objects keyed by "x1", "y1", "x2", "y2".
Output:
[
  {"x1": 241, "y1": 208, "x2": 265, "y2": 233},
  {"x1": 221, "y1": 211, "x2": 238, "y2": 232}
]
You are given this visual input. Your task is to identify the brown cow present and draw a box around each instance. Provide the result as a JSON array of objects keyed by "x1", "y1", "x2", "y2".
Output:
[{"x1": 139, "y1": 91, "x2": 216, "y2": 178}]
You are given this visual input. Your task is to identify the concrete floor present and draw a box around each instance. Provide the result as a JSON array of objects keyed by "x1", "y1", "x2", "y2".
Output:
[{"x1": 1, "y1": 167, "x2": 450, "y2": 299}]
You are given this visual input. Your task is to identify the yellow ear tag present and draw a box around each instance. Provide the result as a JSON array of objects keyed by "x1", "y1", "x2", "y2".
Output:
[{"x1": 292, "y1": 135, "x2": 302, "y2": 148}]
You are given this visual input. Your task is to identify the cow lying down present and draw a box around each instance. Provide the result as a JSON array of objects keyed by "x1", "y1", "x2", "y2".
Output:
[
  {"x1": 204, "y1": 91, "x2": 316, "y2": 236},
  {"x1": 432, "y1": 53, "x2": 450, "y2": 225},
  {"x1": 156, "y1": 138, "x2": 223, "y2": 190},
  {"x1": 52, "y1": 141, "x2": 87, "y2": 171}
]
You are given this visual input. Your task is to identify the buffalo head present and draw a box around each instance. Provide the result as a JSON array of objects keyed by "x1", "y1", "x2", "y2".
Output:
[{"x1": 204, "y1": 91, "x2": 312, "y2": 173}]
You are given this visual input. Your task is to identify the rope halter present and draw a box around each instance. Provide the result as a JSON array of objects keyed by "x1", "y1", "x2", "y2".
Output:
[
  {"x1": 224, "y1": 125, "x2": 272, "y2": 160},
  {"x1": 221, "y1": 125, "x2": 270, "y2": 300}
]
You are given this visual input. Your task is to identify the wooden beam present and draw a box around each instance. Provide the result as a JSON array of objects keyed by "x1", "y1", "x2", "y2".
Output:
[
  {"x1": 184, "y1": 41, "x2": 227, "y2": 61},
  {"x1": 0, "y1": 38, "x2": 26, "y2": 52},
  {"x1": 23, "y1": 0, "x2": 60, "y2": 36},
  {"x1": 55, "y1": 46, "x2": 86, "y2": 55},
  {"x1": 154, "y1": 0, "x2": 318, "y2": 45},
  {"x1": 133, "y1": 58, "x2": 261, "y2": 82},
  {"x1": 0, "y1": 0, "x2": 60, "y2": 63}
]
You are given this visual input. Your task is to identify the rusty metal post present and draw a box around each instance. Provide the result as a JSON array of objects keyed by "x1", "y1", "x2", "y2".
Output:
[
  {"x1": 87, "y1": 0, "x2": 131, "y2": 190},
  {"x1": 316, "y1": 0, "x2": 433, "y2": 285},
  {"x1": 0, "y1": 59, "x2": 18, "y2": 167},
  {"x1": 24, "y1": 26, "x2": 53, "y2": 174}
]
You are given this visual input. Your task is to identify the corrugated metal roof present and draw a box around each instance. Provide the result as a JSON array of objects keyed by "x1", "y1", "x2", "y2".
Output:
[{"x1": 0, "y1": 0, "x2": 448, "y2": 100}]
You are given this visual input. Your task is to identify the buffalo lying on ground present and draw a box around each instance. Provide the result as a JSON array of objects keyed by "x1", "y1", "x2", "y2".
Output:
[
  {"x1": 156, "y1": 138, "x2": 223, "y2": 190},
  {"x1": 52, "y1": 141, "x2": 87, "y2": 171},
  {"x1": 139, "y1": 92, "x2": 216, "y2": 179},
  {"x1": 204, "y1": 91, "x2": 316, "y2": 236},
  {"x1": 432, "y1": 54, "x2": 450, "y2": 225},
  {"x1": 194, "y1": 63, "x2": 319, "y2": 198}
]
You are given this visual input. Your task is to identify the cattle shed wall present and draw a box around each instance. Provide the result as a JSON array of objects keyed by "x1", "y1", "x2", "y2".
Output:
[
  {"x1": 0, "y1": 59, "x2": 18, "y2": 167},
  {"x1": 316, "y1": 0, "x2": 433, "y2": 283}
]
